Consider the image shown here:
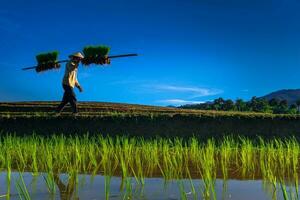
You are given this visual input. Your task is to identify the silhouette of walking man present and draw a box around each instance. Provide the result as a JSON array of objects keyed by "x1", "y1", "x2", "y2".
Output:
[{"x1": 56, "y1": 52, "x2": 84, "y2": 115}]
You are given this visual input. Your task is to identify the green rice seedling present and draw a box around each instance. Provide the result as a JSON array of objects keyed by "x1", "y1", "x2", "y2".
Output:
[
  {"x1": 239, "y1": 137, "x2": 256, "y2": 178},
  {"x1": 274, "y1": 139, "x2": 286, "y2": 176},
  {"x1": 30, "y1": 142, "x2": 39, "y2": 176},
  {"x1": 280, "y1": 180, "x2": 289, "y2": 200},
  {"x1": 293, "y1": 173, "x2": 298, "y2": 199},
  {"x1": 198, "y1": 139, "x2": 217, "y2": 200},
  {"x1": 177, "y1": 180, "x2": 187, "y2": 200},
  {"x1": 36, "y1": 52, "x2": 58, "y2": 65},
  {"x1": 6, "y1": 172, "x2": 11, "y2": 200},
  {"x1": 15, "y1": 140, "x2": 26, "y2": 172},
  {"x1": 2, "y1": 134, "x2": 300, "y2": 200},
  {"x1": 43, "y1": 172, "x2": 56, "y2": 196},
  {"x1": 67, "y1": 170, "x2": 79, "y2": 198},
  {"x1": 258, "y1": 136, "x2": 268, "y2": 180},
  {"x1": 219, "y1": 136, "x2": 234, "y2": 180},
  {"x1": 134, "y1": 144, "x2": 145, "y2": 186},
  {"x1": 186, "y1": 166, "x2": 197, "y2": 200},
  {"x1": 271, "y1": 182, "x2": 277, "y2": 200},
  {"x1": 87, "y1": 142, "x2": 98, "y2": 171},
  {"x1": 262, "y1": 170, "x2": 277, "y2": 200},
  {"x1": 35, "y1": 51, "x2": 60, "y2": 72},
  {"x1": 82, "y1": 45, "x2": 110, "y2": 65},
  {"x1": 122, "y1": 177, "x2": 133, "y2": 200},
  {"x1": 15, "y1": 173, "x2": 31, "y2": 200},
  {"x1": 104, "y1": 175, "x2": 111, "y2": 200},
  {"x1": 6, "y1": 152, "x2": 11, "y2": 200},
  {"x1": 44, "y1": 144, "x2": 54, "y2": 174}
]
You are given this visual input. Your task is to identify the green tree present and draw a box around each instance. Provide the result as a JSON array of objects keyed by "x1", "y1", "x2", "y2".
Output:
[
  {"x1": 235, "y1": 98, "x2": 246, "y2": 111},
  {"x1": 213, "y1": 97, "x2": 225, "y2": 111},
  {"x1": 274, "y1": 100, "x2": 289, "y2": 114},
  {"x1": 268, "y1": 98, "x2": 279, "y2": 107},
  {"x1": 256, "y1": 99, "x2": 272, "y2": 113},
  {"x1": 296, "y1": 99, "x2": 300, "y2": 113},
  {"x1": 289, "y1": 104, "x2": 298, "y2": 114},
  {"x1": 223, "y1": 99, "x2": 235, "y2": 111},
  {"x1": 248, "y1": 96, "x2": 259, "y2": 112}
]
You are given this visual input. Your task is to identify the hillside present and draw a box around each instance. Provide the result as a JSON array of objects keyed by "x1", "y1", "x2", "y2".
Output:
[{"x1": 260, "y1": 89, "x2": 300, "y2": 105}]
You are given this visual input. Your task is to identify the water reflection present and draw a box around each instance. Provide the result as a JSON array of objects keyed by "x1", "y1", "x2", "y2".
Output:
[
  {"x1": 53, "y1": 173, "x2": 78, "y2": 200},
  {"x1": 0, "y1": 171, "x2": 299, "y2": 200}
]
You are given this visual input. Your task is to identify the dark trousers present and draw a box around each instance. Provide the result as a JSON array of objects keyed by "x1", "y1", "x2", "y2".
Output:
[{"x1": 56, "y1": 84, "x2": 78, "y2": 113}]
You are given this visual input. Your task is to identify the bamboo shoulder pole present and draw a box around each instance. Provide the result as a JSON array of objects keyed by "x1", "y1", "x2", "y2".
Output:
[{"x1": 21, "y1": 54, "x2": 138, "y2": 71}]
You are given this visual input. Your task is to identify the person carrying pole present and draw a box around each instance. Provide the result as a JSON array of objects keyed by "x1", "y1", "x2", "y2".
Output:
[{"x1": 55, "y1": 52, "x2": 85, "y2": 115}]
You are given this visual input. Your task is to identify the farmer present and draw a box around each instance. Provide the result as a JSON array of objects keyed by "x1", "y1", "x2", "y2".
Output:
[{"x1": 56, "y1": 52, "x2": 84, "y2": 115}]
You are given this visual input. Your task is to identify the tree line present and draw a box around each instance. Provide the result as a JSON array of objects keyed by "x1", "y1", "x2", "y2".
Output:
[{"x1": 179, "y1": 97, "x2": 300, "y2": 114}]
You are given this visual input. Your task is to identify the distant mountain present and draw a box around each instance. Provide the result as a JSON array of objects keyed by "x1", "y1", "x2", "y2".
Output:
[{"x1": 260, "y1": 89, "x2": 300, "y2": 105}]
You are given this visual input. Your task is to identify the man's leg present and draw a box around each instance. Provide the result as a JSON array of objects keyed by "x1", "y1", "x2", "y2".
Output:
[
  {"x1": 68, "y1": 86, "x2": 78, "y2": 113},
  {"x1": 56, "y1": 88, "x2": 69, "y2": 113}
]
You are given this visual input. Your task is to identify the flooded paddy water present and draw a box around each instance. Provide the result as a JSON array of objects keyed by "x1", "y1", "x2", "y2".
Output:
[
  {"x1": 0, "y1": 172, "x2": 298, "y2": 200},
  {"x1": 0, "y1": 134, "x2": 299, "y2": 199}
]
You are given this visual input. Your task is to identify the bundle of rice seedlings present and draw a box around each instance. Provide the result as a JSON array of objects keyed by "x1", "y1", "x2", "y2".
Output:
[
  {"x1": 81, "y1": 45, "x2": 110, "y2": 65},
  {"x1": 35, "y1": 51, "x2": 60, "y2": 72}
]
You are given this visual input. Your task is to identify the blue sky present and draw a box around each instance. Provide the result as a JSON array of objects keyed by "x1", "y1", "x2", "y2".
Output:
[{"x1": 1, "y1": 0, "x2": 300, "y2": 106}]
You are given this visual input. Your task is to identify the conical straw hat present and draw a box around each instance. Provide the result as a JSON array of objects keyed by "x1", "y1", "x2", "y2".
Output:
[{"x1": 69, "y1": 52, "x2": 84, "y2": 59}]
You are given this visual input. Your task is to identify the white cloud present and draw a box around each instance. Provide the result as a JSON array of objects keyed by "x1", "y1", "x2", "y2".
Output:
[
  {"x1": 157, "y1": 99, "x2": 206, "y2": 106},
  {"x1": 152, "y1": 84, "x2": 222, "y2": 98}
]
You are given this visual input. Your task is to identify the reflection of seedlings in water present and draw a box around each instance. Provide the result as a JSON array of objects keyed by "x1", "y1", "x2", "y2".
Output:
[
  {"x1": 177, "y1": 180, "x2": 187, "y2": 200},
  {"x1": 78, "y1": 174, "x2": 87, "y2": 190},
  {"x1": 186, "y1": 167, "x2": 197, "y2": 200},
  {"x1": 280, "y1": 177, "x2": 299, "y2": 200},
  {"x1": 262, "y1": 171, "x2": 277, "y2": 200},
  {"x1": 15, "y1": 172, "x2": 31, "y2": 200},
  {"x1": 43, "y1": 172, "x2": 56, "y2": 197},
  {"x1": 294, "y1": 173, "x2": 299, "y2": 200},
  {"x1": 123, "y1": 177, "x2": 132, "y2": 200},
  {"x1": 6, "y1": 153, "x2": 11, "y2": 200},
  {"x1": 30, "y1": 173, "x2": 39, "y2": 196},
  {"x1": 280, "y1": 179, "x2": 289, "y2": 200},
  {"x1": 104, "y1": 175, "x2": 111, "y2": 200},
  {"x1": 219, "y1": 137, "x2": 233, "y2": 200},
  {"x1": 53, "y1": 172, "x2": 78, "y2": 200}
]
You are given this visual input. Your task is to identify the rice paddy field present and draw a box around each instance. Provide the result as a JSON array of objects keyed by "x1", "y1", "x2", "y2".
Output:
[
  {"x1": 1, "y1": 102, "x2": 300, "y2": 199},
  {"x1": 1, "y1": 102, "x2": 300, "y2": 138}
]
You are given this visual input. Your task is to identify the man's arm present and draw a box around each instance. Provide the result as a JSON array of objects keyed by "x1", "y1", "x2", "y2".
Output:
[{"x1": 75, "y1": 79, "x2": 83, "y2": 92}]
